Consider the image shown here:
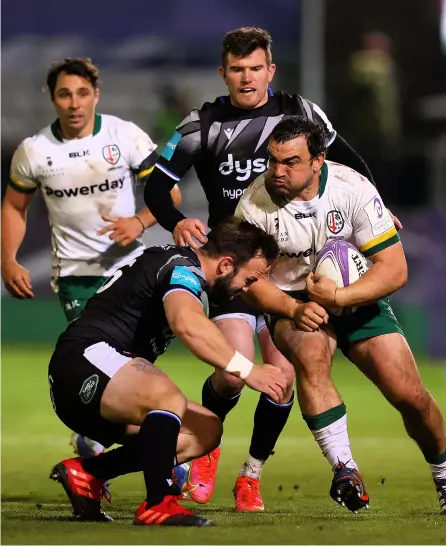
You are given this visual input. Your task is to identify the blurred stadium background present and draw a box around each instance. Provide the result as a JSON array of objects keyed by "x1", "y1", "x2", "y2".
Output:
[
  {"x1": 2, "y1": 1, "x2": 446, "y2": 543},
  {"x1": 2, "y1": 0, "x2": 446, "y2": 357}
]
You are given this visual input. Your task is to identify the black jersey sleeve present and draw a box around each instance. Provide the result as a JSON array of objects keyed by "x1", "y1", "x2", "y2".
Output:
[
  {"x1": 298, "y1": 98, "x2": 337, "y2": 145},
  {"x1": 135, "y1": 150, "x2": 159, "y2": 182},
  {"x1": 156, "y1": 252, "x2": 206, "y2": 304},
  {"x1": 326, "y1": 133, "x2": 376, "y2": 186},
  {"x1": 144, "y1": 110, "x2": 202, "y2": 232}
]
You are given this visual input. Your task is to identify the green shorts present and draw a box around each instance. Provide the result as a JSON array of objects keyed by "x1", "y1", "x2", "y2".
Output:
[
  {"x1": 52, "y1": 276, "x2": 108, "y2": 322},
  {"x1": 266, "y1": 291, "x2": 405, "y2": 357}
]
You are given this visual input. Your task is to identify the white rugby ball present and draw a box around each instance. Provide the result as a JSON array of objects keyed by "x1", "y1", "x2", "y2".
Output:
[{"x1": 314, "y1": 240, "x2": 368, "y2": 316}]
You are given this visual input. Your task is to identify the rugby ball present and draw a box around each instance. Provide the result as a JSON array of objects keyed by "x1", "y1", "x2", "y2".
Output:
[{"x1": 314, "y1": 240, "x2": 368, "y2": 316}]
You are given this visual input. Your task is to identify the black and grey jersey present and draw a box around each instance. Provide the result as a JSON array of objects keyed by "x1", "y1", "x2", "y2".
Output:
[
  {"x1": 153, "y1": 90, "x2": 336, "y2": 228},
  {"x1": 58, "y1": 245, "x2": 206, "y2": 362}
]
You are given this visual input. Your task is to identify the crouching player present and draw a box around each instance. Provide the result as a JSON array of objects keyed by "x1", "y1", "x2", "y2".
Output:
[{"x1": 48, "y1": 218, "x2": 287, "y2": 526}]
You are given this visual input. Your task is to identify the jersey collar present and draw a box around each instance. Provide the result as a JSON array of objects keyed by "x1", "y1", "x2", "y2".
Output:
[
  {"x1": 50, "y1": 113, "x2": 102, "y2": 142},
  {"x1": 318, "y1": 162, "x2": 328, "y2": 198}
]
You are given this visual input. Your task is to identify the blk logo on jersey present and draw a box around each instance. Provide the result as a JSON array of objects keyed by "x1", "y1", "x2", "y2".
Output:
[
  {"x1": 295, "y1": 212, "x2": 316, "y2": 220},
  {"x1": 102, "y1": 144, "x2": 121, "y2": 165},
  {"x1": 219, "y1": 154, "x2": 267, "y2": 182},
  {"x1": 69, "y1": 150, "x2": 90, "y2": 158},
  {"x1": 326, "y1": 210, "x2": 344, "y2": 234}
]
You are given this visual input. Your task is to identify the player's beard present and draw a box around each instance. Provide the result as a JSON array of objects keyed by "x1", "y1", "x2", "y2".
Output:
[
  {"x1": 207, "y1": 272, "x2": 242, "y2": 304},
  {"x1": 265, "y1": 173, "x2": 313, "y2": 205}
]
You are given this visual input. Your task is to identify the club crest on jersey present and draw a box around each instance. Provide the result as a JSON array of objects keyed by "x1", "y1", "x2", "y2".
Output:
[
  {"x1": 79, "y1": 374, "x2": 99, "y2": 404},
  {"x1": 326, "y1": 210, "x2": 344, "y2": 234},
  {"x1": 102, "y1": 145, "x2": 121, "y2": 165}
]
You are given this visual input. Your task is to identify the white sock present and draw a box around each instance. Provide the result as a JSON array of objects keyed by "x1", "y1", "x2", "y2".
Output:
[
  {"x1": 84, "y1": 437, "x2": 105, "y2": 455},
  {"x1": 311, "y1": 414, "x2": 358, "y2": 470},
  {"x1": 429, "y1": 460, "x2": 446, "y2": 481},
  {"x1": 239, "y1": 455, "x2": 265, "y2": 480}
]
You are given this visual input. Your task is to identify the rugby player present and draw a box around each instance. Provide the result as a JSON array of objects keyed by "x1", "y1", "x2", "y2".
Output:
[
  {"x1": 1, "y1": 57, "x2": 181, "y2": 457},
  {"x1": 235, "y1": 115, "x2": 446, "y2": 514},
  {"x1": 48, "y1": 218, "x2": 287, "y2": 526},
  {"x1": 144, "y1": 27, "x2": 401, "y2": 511}
]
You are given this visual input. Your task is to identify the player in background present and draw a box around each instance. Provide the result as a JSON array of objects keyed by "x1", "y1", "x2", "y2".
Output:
[
  {"x1": 144, "y1": 27, "x2": 402, "y2": 511},
  {"x1": 1, "y1": 57, "x2": 181, "y2": 459},
  {"x1": 235, "y1": 115, "x2": 446, "y2": 514},
  {"x1": 48, "y1": 218, "x2": 287, "y2": 526}
]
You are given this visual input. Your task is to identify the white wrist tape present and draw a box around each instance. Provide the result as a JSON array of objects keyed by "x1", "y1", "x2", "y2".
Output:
[{"x1": 225, "y1": 351, "x2": 254, "y2": 380}]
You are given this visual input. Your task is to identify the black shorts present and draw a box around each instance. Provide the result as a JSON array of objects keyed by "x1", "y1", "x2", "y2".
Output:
[
  {"x1": 48, "y1": 340, "x2": 133, "y2": 448},
  {"x1": 208, "y1": 296, "x2": 266, "y2": 334}
]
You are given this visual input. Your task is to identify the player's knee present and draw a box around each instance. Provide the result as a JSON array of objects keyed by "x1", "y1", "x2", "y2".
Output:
[
  {"x1": 288, "y1": 342, "x2": 331, "y2": 380},
  {"x1": 390, "y1": 385, "x2": 431, "y2": 416},
  {"x1": 280, "y1": 361, "x2": 296, "y2": 389},
  {"x1": 212, "y1": 370, "x2": 244, "y2": 397},
  {"x1": 137, "y1": 380, "x2": 187, "y2": 422}
]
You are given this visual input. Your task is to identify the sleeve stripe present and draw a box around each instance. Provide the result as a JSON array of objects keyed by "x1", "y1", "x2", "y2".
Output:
[
  {"x1": 155, "y1": 163, "x2": 181, "y2": 182},
  {"x1": 359, "y1": 226, "x2": 398, "y2": 253},
  {"x1": 137, "y1": 166, "x2": 155, "y2": 179},
  {"x1": 10, "y1": 175, "x2": 37, "y2": 190},
  {"x1": 162, "y1": 288, "x2": 202, "y2": 304},
  {"x1": 8, "y1": 178, "x2": 37, "y2": 194},
  {"x1": 362, "y1": 233, "x2": 400, "y2": 258}
]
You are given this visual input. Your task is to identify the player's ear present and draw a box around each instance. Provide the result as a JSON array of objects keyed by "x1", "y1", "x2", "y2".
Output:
[
  {"x1": 218, "y1": 66, "x2": 226, "y2": 83},
  {"x1": 313, "y1": 153, "x2": 326, "y2": 173},
  {"x1": 217, "y1": 256, "x2": 234, "y2": 275},
  {"x1": 94, "y1": 88, "x2": 100, "y2": 105},
  {"x1": 267, "y1": 63, "x2": 276, "y2": 83}
]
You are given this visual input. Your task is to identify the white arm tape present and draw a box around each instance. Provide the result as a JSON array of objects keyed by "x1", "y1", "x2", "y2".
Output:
[{"x1": 225, "y1": 351, "x2": 254, "y2": 380}]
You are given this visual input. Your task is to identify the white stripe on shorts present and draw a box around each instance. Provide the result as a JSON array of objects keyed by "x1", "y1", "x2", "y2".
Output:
[
  {"x1": 211, "y1": 313, "x2": 266, "y2": 335},
  {"x1": 83, "y1": 341, "x2": 132, "y2": 378}
]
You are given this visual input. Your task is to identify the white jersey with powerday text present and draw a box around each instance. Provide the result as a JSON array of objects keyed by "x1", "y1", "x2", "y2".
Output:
[
  {"x1": 10, "y1": 114, "x2": 157, "y2": 277},
  {"x1": 235, "y1": 160, "x2": 400, "y2": 291}
]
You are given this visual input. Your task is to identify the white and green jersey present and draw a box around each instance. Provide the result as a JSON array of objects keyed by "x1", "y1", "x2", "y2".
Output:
[
  {"x1": 235, "y1": 160, "x2": 400, "y2": 291},
  {"x1": 10, "y1": 114, "x2": 157, "y2": 277}
]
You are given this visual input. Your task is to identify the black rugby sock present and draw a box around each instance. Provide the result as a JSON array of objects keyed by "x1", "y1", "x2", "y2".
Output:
[
  {"x1": 81, "y1": 435, "x2": 141, "y2": 479},
  {"x1": 202, "y1": 376, "x2": 241, "y2": 422},
  {"x1": 139, "y1": 410, "x2": 181, "y2": 507},
  {"x1": 249, "y1": 392, "x2": 294, "y2": 461}
]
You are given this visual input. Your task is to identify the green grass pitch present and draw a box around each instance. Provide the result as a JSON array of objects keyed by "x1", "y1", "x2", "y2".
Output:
[{"x1": 2, "y1": 344, "x2": 446, "y2": 544}]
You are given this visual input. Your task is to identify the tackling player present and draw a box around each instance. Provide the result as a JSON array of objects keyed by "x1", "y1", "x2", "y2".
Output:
[
  {"x1": 1, "y1": 57, "x2": 181, "y2": 458},
  {"x1": 235, "y1": 115, "x2": 446, "y2": 514},
  {"x1": 144, "y1": 27, "x2": 401, "y2": 511},
  {"x1": 48, "y1": 218, "x2": 287, "y2": 526}
]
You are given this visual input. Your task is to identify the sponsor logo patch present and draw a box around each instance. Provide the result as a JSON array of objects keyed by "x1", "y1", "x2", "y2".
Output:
[{"x1": 79, "y1": 374, "x2": 99, "y2": 404}]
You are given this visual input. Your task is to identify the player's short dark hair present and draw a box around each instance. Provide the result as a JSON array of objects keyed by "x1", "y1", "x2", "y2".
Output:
[
  {"x1": 46, "y1": 57, "x2": 99, "y2": 100},
  {"x1": 270, "y1": 115, "x2": 329, "y2": 158},
  {"x1": 202, "y1": 217, "x2": 279, "y2": 269},
  {"x1": 222, "y1": 27, "x2": 273, "y2": 67}
]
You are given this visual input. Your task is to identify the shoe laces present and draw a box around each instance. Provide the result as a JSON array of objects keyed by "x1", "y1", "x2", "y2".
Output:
[
  {"x1": 100, "y1": 481, "x2": 112, "y2": 504},
  {"x1": 197, "y1": 453, "x2": 218, "y2": 485}
]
